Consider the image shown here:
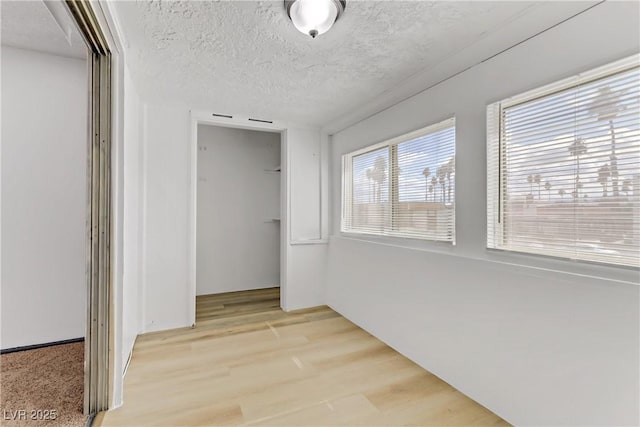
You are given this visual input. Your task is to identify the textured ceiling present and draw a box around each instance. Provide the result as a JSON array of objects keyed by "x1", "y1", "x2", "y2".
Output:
[
  {"x1": 1, "y1": 0, "x2": 87, "y2": 59},
  {"x1": 115, "y1": 1, "x2": 555, "y2": 126}
]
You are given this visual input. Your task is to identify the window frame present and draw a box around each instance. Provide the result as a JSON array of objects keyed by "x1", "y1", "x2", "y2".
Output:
[
  {"x1": 341, "y1": 117, "x2": 456, "y2": 243},
  {"x1": 487, "y1": 54, "x2": 640, "y2": 267}
]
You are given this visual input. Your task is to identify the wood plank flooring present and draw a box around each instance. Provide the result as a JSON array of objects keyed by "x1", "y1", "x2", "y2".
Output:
[
  {"x1": 97, "y1": 288, "x2": 509, "y2": 427},
  {"x1": 196, "y1": 287, "x2": 281, "y2": 324}
]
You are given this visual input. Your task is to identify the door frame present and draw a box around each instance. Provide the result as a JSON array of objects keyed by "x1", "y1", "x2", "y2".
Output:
[
  {"x1": 188, "y1": 111, "x2": 290, "y2": 324},
  {"x1": 64, "y1": 0, "x2": 125, "y2": 414},
  {"x1": 65, "y1": 0, "x2": 112, "y2": 415}
]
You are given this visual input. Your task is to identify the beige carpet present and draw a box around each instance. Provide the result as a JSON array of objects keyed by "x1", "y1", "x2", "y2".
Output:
[{"x1": 0, "y1": 342, "x2": 87, "y2": 427}]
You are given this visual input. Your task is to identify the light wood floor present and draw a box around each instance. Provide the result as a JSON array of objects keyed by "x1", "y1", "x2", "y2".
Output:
[
  {"x1": 97, "y1": 288, "x2": 509, "y2": 427},
  {"x1": 196, "y1": 287, "x2": 281, "y2": 324}
]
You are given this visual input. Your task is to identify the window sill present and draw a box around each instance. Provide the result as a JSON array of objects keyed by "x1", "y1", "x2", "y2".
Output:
[
  {"x1": 339, "y1": 231, "x2": 456, "y2": 254},
  {"x1": 332, "y1": 234, "x2": 639, "y2": 286}
]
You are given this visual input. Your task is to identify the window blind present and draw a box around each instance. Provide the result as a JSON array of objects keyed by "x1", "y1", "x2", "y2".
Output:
[
  {"x1": 342, "y1": 118, "x2": 456, "y2": 242},
  {"x1": 487, "y1": 55, "x2": 640, "y2": 267}
]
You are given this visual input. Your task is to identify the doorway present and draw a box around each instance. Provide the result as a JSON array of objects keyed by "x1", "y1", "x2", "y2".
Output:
[
  {"x1": 194, "y1": 124, "x2": 284, "y2": 323},
  {"x1": 197, "y1": 125, "x2": 281, "y2": 290},
  {"x1": 189, "y1": 113, "x2": 290, "y2": 326},
  {"x1": 0, "y1": 0, "x2": 114, "y2": 420},
  {"x1": 0, "y1": 2, "x2": 89, "y2": 424}
]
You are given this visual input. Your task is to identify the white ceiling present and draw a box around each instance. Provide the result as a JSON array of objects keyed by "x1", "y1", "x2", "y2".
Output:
[
  {"x1": 1, "y1": 0, "x2": 87, "y2": 60},
  {"x1": 114, "y1": 1, "x2": 595, "y2": 128}
]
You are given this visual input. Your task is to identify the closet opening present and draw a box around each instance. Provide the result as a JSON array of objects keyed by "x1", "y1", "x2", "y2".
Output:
[
  {"x1": 1, "y1": 0, "x2": 113, "y2": 421},
  {"x1": 192, "y1": 122, "x2": 285, "y2": 324}
]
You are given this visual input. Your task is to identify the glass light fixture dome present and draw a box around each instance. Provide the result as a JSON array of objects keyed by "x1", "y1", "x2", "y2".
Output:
[{"x1": 285, "y1": 0, "x2": 346, "y2": 39}]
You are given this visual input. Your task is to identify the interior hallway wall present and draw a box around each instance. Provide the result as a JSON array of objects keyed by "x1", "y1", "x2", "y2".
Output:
[
  {"x1": 140, "y1": 104, "x2": 190, "y2": 332},
  {"x1": 326, "y1": 2, "x2": 639, "y2": 426},
  {"x1": 138, "y1": 103, "x2": 327, "y2": 332},
  {"x1": 196, "y1": 125, "x2": 281, "y2": 295},
  {"x1": 122, "y1": 65, "x2": 144, "y2": 367},
  {"x1": 1, "y1": 47, "x2": 87, "y2": 349}
]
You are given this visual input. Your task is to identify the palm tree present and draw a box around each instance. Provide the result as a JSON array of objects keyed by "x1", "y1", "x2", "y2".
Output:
[
  {"x1": 534, "y1": 174, "x2": 541, "y2": 200},
  {"x1": 622, "y1": 179, "x2": 632, "y2": 197},
  {"x1": 568, "y1": 138, "x2": 587, "y2": 200},
  {"x1": 544, "y1": 181, "x2": 552, "y2": 201},
  {"x1": 577, "y1": 182, "x2": 584, "y2": 202},
  {"x1": 527, "y1": 174, "x2": 534, "y2": 195},
  {"x1": 446, "y1": 157, "x2": 455, "y2": 204},
  {"x1": 366, "y1": 168, "x2": 373, "y2": 203},
  {"x1": 428, "y1": 184, "x2": 434, "y2": 202},
  {"x1": 422, "y1": 167, "x2": 430, "y2": 202},
  {"x1": 437, "y1": 166, "x2": 446, "y2": 204},
  {"x1": 597, "y1": 163, "x2": 611, "y2": 198},
  {"x1": 431, "y1": 177, "x2": 437, "y2": 202},
  {"x1": 372, "y1": 156, "x2": 387, "y2": 203},
  {"x1": 588, "y1": 85, "x2": 627, "y2": 197},
  {"x1": 558, "y1": 188, "x2": 566, "y2": 200}
]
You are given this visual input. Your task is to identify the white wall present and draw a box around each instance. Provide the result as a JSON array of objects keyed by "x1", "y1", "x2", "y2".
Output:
[
  {"x1": 122, "y1": 65, "x2": 144, "y2": 367},
  {"x1": 282, "y1": 127, "x2": 327, "y2": 310},
  {"x1": 142, "y1": 104, "x2": 191, "y2": 332},
  {"x1": 97, "y1": 0, "x2": 137, "y2": 406},
  {"x1": 285, "y1": 244, "x2": 327, "y2": 310},
  {"x1": 288, "y1": 128, "x2": 321, "y2": 242},
  {"x1": 327, "y1": 2, "x2": 640, "y2": 426},
  {"x1": 196, "y1": 125, "x2": 280, "y2": 295},
  {"x1": 1, "y1": 47, "x2": 87, "y2": 349},
  {"x1": 139, "y1": 104, "x2": 327, "y2": 332}
]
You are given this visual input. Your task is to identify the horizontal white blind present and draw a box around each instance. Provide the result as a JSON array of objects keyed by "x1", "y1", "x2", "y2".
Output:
[
  {"x1": 342, "y1": 118, "x2": 456, "y2": 242},
  {"x1": 350, "y1": 146, "x2": 390, "y2": 233},
  {"x1": 488, "y1": 56, "x2": 640, "y2": 267}
]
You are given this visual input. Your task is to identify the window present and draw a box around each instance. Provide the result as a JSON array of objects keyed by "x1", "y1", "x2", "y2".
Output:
[
  {"x1": 342, "y1": 118, "x2": 456, "y2": 242},
  {"x1": 487, "y1": 56, "x2": 640, "y2": 267}
]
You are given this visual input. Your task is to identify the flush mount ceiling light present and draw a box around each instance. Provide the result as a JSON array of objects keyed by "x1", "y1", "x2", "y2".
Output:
[{"x1": 285, "y1": 0, "x2": 346, "y2": 39}]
